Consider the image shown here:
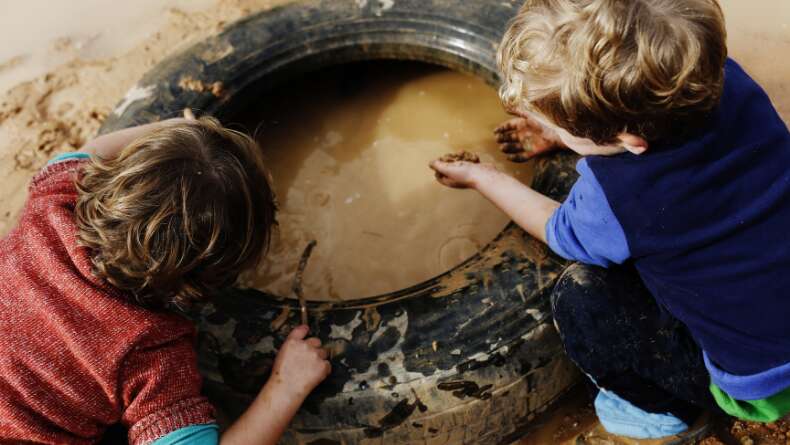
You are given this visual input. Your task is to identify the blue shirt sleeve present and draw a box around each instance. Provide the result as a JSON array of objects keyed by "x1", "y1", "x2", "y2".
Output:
[
  {"x1": 152, "y1": 424, "x2": 219, "y2": 445},
  {"x1": 545, "y1": 158, "x2": 630, "y2": 267}
]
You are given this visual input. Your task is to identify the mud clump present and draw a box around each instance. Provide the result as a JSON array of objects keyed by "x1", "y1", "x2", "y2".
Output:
[
  {"x1": 726, "y1": 418, "x2": 790, "y2": 445},
  {"x1": 178, "y1": 76, "x2": 225, "y2": 97},
  {"x1": 438, "y1": 151, "x2": 480, "y2": 164},
  {"x1": 434, "y1": 151, "x2": 481, "y2": 183}
]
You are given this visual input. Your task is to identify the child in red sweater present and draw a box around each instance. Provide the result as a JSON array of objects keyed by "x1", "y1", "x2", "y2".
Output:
[{"x1": 0, "y1": 115, "x2": 330, "y2": 444}]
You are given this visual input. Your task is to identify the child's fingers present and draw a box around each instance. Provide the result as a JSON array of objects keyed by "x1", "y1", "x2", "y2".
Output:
[
  {"x1": 494, "y1": 118, "x2": 523, "y2": 134},
  {"x1": 436, "y1": 175, "x2": 467, "y2": 189},
  {"x1": 494, "y1": 123, "x2": 516, "y2": 135},
  {"x1": 287, "y1": 325, "x2": 310, "y2": 340},
  {"x1": 306, "y1": 337, "x2": 322, "y2": 348},
  {"x1": 500, "y1": 142, "x2": 526, "y2": 154},
  {"x1": 429, "y1": 160, "x2": 453, "y2": 175},
  {"x1": 430, "y1": 160, "x2": 469, "y2": 173},
  {"x1": 316, "y1": 348, "x2": 329, "y2": 360},
  {"x1": 507, "y1": 153, "x2": 532, "y2": 163},
  {"x1": 495, "y1": 131, "x2": 521, "y2": 144},
  {"x1": 428, "y1": 159, "x2": 445, "y2": 170}
]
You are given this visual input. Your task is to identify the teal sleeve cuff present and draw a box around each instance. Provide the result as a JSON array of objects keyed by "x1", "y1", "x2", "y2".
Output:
[
  {"x1": 48, "y1": 152, "x2": 91, "y2": 165},
  {"x1": 151, "y1": 424, "x2": 219, "y2": 445}
]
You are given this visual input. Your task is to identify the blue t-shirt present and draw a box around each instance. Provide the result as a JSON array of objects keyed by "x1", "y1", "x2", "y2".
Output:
[
  {"x1": 546, "y1": 58, "x2": 790, "y2": 403},
  {"x1": 546, "y1": 158, "x2": 630, "y2": 268}
]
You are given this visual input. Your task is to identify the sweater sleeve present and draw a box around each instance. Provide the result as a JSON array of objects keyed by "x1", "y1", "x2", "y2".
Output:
[
  {"x1": 121, "y1": 330, "x2": 216, "y2": 445},
  {"x1": 545, "y1": 158, "x2": 630, "y2": 267}
]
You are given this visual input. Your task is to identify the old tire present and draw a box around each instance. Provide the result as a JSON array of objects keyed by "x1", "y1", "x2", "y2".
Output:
[{"x1": 100, "y1": 1, "x2": 582, "y2": 444}]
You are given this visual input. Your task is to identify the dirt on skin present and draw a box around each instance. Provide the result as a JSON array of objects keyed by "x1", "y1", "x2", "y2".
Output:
[
  {"x1": 435, "y1": 150, "x2": 482, "y2": 182},
  {"x1": 438, "y1": 150, "x2": 481, "y2": 163}
]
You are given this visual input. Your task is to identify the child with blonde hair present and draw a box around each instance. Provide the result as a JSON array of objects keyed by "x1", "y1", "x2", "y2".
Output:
[{"x1": 432, "y1": 0, "x2": 790, "y2": 443}]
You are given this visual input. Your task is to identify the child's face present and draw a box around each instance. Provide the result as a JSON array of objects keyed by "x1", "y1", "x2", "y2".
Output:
[{"x1": 522, "y1": 110, "x2": 646, "y2": 156}]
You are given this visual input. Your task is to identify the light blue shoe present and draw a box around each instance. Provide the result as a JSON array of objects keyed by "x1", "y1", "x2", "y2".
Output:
[{"x1": 575, "y1": 391, "x2": 710, "y2": 445}]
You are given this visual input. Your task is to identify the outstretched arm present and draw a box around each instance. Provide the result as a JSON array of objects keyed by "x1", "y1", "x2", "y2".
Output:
[
  {"x1": 81, "y1": 110, "x2": 196, "y2": 160},
  {"x1": 429, "y1": 160, "x2": 559, "y2": 244},
  {"x1": 80, "y1": 119, "x2": 180, "y2": 159},
  {"x1": 220, "y1": 325, "x2": 331, "y2": 445}
]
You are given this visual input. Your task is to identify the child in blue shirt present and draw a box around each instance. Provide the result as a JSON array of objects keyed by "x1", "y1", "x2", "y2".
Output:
[{"x1": 431, "y1": 0, "x2": 790, "y2": 443}]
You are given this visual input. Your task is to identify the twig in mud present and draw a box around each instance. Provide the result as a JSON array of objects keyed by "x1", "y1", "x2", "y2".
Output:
[{"x1": 292, "y1": 240, "x2": 317, "y2": 326}]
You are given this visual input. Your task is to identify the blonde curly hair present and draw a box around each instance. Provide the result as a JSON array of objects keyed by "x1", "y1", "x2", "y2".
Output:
[
  {"x1": 75, "y1": 117, "x2": 276, "y2": 309},
  {"x1": 498, "y1": 0, "x2": 727, "y2": 144}
]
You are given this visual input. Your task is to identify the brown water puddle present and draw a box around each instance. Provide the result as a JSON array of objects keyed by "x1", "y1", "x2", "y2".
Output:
[{"x1": 237, "y1": 61, "x2": 533, "y2": 301}]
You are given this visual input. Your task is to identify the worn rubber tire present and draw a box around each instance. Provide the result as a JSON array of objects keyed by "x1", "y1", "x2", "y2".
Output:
[{"x1": 100, "y1": 1, "x2": 582, "y2": 444}]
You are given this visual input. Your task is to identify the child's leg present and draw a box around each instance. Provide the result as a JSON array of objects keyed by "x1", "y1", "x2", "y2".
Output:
[{"x1": 551, "y1": 264, "x2": 718, "y2": 434}]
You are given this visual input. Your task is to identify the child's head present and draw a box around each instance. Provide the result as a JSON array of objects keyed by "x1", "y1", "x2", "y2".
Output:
[
  {"x1": 75, "y1": 117, "x2": 276, "y2": 309},
  {"x1": 498, "y1": 0, "x2": 727, "y2": 154}
]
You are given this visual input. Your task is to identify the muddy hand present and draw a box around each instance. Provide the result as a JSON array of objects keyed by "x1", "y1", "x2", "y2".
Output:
[
  {"x1": 430, "y1": 159, "x2": 497, "y2": 189},
  {"x1": 494, "y1": 117, "x2": 560, "y2": 162},
  {"x1": 272, "y1": 325, "x2": 332, "y2": 399}
]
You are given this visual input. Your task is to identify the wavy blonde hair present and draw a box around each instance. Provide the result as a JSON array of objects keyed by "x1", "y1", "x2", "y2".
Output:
[
  {"x1": 498, "y1": 0, "x2": 727, "y2": 144},
  {"x1": 75, "y1": 117, "x2": 276, "y2": 309}
]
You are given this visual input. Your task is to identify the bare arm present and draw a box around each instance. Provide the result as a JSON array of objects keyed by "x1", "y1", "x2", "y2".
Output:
[
  {"x1": 429, "y1": 161, "x2": 560, "y2": 244},
  {"x1": 220, "y1": 326, "x2": 331, "y2": 445},
  {"x1": 80, "y1": 117, "x2": 190, "y2": 160},
  {"x1": 220, "y1": 381, "x2": 302, "y2": 445}
]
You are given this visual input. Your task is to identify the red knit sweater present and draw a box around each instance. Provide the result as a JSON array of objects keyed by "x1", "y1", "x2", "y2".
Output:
[{"x1": 0, "y1": 160, "x2": 215, "y2": 444}]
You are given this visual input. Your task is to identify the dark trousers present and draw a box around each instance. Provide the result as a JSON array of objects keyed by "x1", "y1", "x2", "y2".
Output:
[{"x1": 550, "y1": 263, "x2": 721, "y2": 425}]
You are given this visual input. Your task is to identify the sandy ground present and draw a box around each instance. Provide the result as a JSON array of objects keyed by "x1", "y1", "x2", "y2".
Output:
[
  {"x1": 0, "y1": 0, "x2": 789, "y2": 444},
  {"x1": 0, "y1": 0, "x2": 292, "y2": 235}
]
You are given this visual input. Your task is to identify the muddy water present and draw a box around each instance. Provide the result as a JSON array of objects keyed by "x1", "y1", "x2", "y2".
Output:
[{"x1": 237, "y1": 62, "x2": 531, "y2": 300}]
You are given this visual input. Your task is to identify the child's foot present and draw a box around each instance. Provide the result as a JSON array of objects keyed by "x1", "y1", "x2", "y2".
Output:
[{"x1": 575, "y1": 413, "x2": 711, "y2": 445}]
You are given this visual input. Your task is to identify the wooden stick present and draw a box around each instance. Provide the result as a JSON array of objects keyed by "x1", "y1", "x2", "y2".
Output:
[{"x1": 292, "y1": 240, "x2": 317, "y2": 326}]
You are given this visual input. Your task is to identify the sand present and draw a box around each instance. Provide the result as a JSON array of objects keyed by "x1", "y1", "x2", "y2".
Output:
[{"x1": 0, "y1": 0, "x2": 293, "y2": 236}]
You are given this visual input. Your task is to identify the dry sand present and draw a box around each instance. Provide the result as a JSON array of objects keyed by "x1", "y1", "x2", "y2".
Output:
[{"x1": 0, "y1": 0, "x2": 292, "y2": 235}]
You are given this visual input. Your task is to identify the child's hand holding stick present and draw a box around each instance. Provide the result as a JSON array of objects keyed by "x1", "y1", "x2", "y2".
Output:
[{"x1": 292, "y1": 240, "x2": 317, "y2": 326}]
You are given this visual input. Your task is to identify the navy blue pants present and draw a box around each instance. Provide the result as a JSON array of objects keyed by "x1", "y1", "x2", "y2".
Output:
[{"x1": 550, "y1": 263, "x2": 720, "y2": 425}]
